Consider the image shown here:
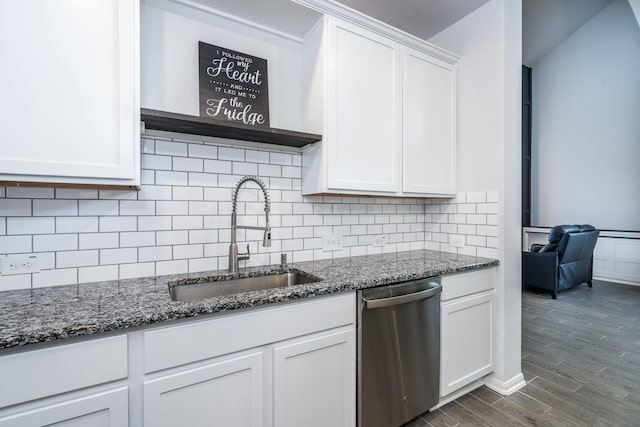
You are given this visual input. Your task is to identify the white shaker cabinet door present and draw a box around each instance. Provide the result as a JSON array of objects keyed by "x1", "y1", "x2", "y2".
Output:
[
  {"x1": 0, "y1": 0, "x2": 140, "y2": 188},
  {"x1": 402, "y1": 48, "x2": 456, "y2": 196},
  {"x1": 440, "y1": 291, "x2": 494, "y2": 397},
  {"x1": 0, "y1": 388, "x2": 128, "y2": 427},
  {"x1": 326, "y1": 18, "x2": 402, "y2": 193},
  {"x1": 143, "y1": 351, "x2": 264, "y2": 427},
  {"x1": 273, "y1": 328, "x2": 356, "y2": 427}
]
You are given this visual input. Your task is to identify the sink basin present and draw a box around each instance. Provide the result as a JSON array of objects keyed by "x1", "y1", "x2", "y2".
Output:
[{"x1": 168, "y1": 271, "x2": 321, "y2": 302}]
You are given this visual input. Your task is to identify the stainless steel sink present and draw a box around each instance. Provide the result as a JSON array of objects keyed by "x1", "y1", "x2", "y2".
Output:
[{"x1": 168, "y1": 271, "x2": 321, "y2": 302}]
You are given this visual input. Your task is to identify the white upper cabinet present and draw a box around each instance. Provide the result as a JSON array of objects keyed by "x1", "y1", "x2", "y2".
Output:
[
  {"x1": 403, "y1": 48, "x2": 457, "y2": 196},
  {"x1": 326, "y1": 18, "x2": 402, "y2": 193},
  {"x1": 0, "y1": 0, "x2": 140, "y2": 188},
  {"x1": 301, "y1": 12, "x2": 459, "y2": 197}
]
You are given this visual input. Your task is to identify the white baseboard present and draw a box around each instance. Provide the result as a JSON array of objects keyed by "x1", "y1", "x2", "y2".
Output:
[{"x1": 484, "y1": 372, "x2": 526, "y2": 395}]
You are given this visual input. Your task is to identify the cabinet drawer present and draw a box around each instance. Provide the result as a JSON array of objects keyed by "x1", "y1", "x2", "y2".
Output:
[
  {"x1": 144, "y1": 293, "x2": 356, "y2": 373},
  {"x1": 0, "y1": 336, "x2": 128, "y2": 408},
  {"x1": 441, "y1": 268, "x2": 496, "y2": 301}
]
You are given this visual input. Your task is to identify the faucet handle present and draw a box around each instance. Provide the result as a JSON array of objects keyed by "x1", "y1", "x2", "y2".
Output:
[
  {"x1": 238, "y1": 244, "x2": 250, "y2": 262},
  {"x1": 280, "y1": 253, "x2": 288, "y2": 270}
]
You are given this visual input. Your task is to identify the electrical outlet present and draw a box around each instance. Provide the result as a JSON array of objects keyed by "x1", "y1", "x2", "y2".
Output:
[
  {"x1": 373, "y1": 235, "x2": 387, "y2": 247},
  {"x1": 323, "y1": 232, "x2": 343, "y2": 252},
  {"x1": 0, "y1": 255, "x2": 40, "y2": 276},
  {"x1": 449, "y1": 236, "x2": 465, "y2": 248}
]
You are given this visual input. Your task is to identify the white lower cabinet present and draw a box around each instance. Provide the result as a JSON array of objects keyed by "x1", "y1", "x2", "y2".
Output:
[
  {"x1": 0, "y1": 388, "x2": 128, "y2": 427},
  {"x1": 440, "y1": 268, "x2": 496, "y2": 398},
  {"x1": 0, "y1": 335, "x2": 129, "y2": 427},
  {"x1": 273, "y1": 329, "x2": 356, "y2": 427},
  {"x1": 144, "y1": 352, "x2": 264, "y2": 427},
  {"x1": 142, "y1": 292, "x2": 356, "y2": 427}
]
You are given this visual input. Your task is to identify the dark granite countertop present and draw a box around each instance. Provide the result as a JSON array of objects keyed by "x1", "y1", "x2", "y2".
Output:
[{"x1": 0, "y1": 250, "x2": 498, "y2": 350}]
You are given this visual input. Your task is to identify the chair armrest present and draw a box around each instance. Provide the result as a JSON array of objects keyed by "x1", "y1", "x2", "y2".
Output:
[
  {"x1": 522, "y1": 251, "x2": 558, "y2": 291},
  {"x1": 530, "y1": 244, "x2": 545, "y2": 253}
]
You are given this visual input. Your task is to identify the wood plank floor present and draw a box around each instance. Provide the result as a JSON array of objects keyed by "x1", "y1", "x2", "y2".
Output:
[{"x1": 405, "y1": 280, "x2": 640, "y2": 427}]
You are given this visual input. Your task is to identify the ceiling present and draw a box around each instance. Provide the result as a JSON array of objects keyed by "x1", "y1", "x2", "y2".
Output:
[
  {"x1": 336, "y1": 0, "x2": 491, "y2": 40},
  {"x1": 187, "y1": 0, "x2": 636, "y2": 67},
  {"x1": 522, "y1": 0, "x2": 614, "y2": 66}
]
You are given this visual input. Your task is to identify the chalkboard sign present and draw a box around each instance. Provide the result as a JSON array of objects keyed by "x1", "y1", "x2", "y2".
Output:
[{"x1": 199, "y1": 42, "x2": 270, "y2": 127}]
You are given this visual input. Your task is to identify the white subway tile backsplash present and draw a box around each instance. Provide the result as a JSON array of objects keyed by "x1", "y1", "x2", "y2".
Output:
[
  {"x1": 99, "y1": 216, "x2": 137, "y2": 232},
  {"x1": 218, "y1": 147, "x2": 245, "y2": 161},
  {"x1": 477, "y1": 203, "x2": 498, "y2": 214},
  {"x1": 56, "y1": 189, "x2": 98, "y2": 200},
  {"x1": 188, "y1": 172, "x2": 216, "y2": 187},
  {"x1": 8, "y1": 217, "x2": 55, "y2": 235},
  {"x1": 173, "y1": 216, "x2": 203, "y2": 230},
  {"x1": 173, "y1": 244, "x2": 203, "y2": 259},
  {"x1": 0, "y1": 274, "x2": 31, "y2": 291},
  {"x1": 79, "y1": 233, "x2": 119, "y2": 250},
  {"x1": 189, "y1": 229, "x2": 218, "y2": 244},
  {"x1": 138, "y1": 185, "x2": 172, "y2": 201},
  {"x1": 79, "y1": 265, "x2": 118, "y2": 283},
  {"x1": 466, "y1": 192, "x2": 487, "y2": 203},
  {"x1": 173, "y1": 187, "x2": 204, "y2": 201},
  {"x1": 34, "y1": 234, "x2": 77, "y2": 252},
  {"x1": 57, "y1": 250, "x2": 99, "y2": 268},
  {"x1": 33, "y1": 200, "x2": 78, "y2": 217},
  {"x1": 156, "y1": 171, "x2": 188, "y2": 186},
  {"x1": 233, "y1": 162, "x2": 258, "y2": 176},
  {"x1": 173, "y1": 157, "x2": 203, "y2": 172},
  {"x1": 120, "y1": 201, "x2": 155, "y2": 216},
  {"x1": 142, "y1": 154, "x2": 172, "y2": 170},
  {"x1": 119, "y1": 262, "x2": 155, "y2": 279},
  {"x1": 101, "y1": 248, "x2": 137, "y2": 265},
  {"x1": 189, "y1": 257, "x2": 216, "y2": 273},
  {"x1": 138, "y1": 216, "x2": 172, "y2": 231},
  {"x1": 79, "y1": 200, "x2": 119, "y2": 216},
  {"x1": 258, "y1": 164, "x2": 281, "y2": 177},
  {"x1": 142, "y1": 138, "x2": 155, "y2": 154},
  {"x1": 139, "y1": 246, "x2": 172, "y2": 263},
  {"x1": 156, "y1": 201, "x2": 188, "y2": 216},
  {"x1": 33, "y1": 268, "x2": 77, "y2": 288},
  {"x1": 120, "y1": 231, "x2": 156, "y2": 248},
  {"x1": 156, "y1": 140, "x2": 188, "y2": 157},
  {"x1": 0, "y1": 236, "x2": 32, "y2": 254},
  {"x1": 204, "y1": 159, "x2": 232, "y2": 174},
  {"x1": 188, "y1": 143, "x2": 217, "y2": 159},
  {"x1": 0, "y1": 199, "x2": 32, "y2": 217},
  {"x1": 157, "y1": 230, "x2": 189, "y2": 246},
  {"x1": 0, "y1": 137, "x2": 499, "y2": 288},
  {"x1": 6, "y1": 187, "x2": 54, "y2": 199},
  {"x1": 245, "y1": 150, "x2": 270, "y2": 164},
  {"x1": 477, "y1": 225, "x2": 498, "y2": 237}
]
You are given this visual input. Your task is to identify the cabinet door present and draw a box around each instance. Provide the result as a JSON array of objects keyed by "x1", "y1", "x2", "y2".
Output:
[
  {"x1": 0, "y1": 0, "x2": 140, "y2": 187},
  {"x1": 402, "y1": 48, "x2": 456, "y2": 195},
  {"x1": 273, "y1": 329, "x2": 356, "y2": 427},
  {"x1": 0, "y1": 387, "x2": 128, "y2": 427},
  {"x1": 327, "y1": 18, "x2": 401, "y2": 193},
  {"x1": 144, "y1": 351, "x2": 263, "y2": 427},
  {"x1": 441, "y1": 291, "x2": 494, "y2": 397}
]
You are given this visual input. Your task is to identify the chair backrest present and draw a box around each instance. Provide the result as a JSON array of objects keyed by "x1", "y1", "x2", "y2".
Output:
[{"x1": 557, "y1": 230, "x2": 600, "y2": 264}]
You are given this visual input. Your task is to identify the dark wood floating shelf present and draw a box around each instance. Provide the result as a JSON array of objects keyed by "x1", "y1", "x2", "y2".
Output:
[{"x1": 141, "y1": 109, "x2": 322, "y2": 148}]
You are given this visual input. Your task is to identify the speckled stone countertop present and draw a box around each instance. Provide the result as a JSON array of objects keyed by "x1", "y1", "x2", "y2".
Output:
[{"x1": 0, "y1": 250, "x2": 498, "y2": 350}]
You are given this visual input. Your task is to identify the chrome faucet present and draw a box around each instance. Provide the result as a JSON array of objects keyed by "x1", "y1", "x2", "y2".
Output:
[{"x1": 229, "y1": 176, "x2": 271, "y2": 273}]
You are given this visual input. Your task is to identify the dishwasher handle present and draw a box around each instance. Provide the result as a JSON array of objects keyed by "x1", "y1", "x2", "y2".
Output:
[{"x1": 362, "y1": 284, "x2": 441, "y2": 310}]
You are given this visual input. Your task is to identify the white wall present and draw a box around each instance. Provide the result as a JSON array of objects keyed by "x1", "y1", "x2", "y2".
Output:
[
  {"x1": 430, "y1": 0, "x2": 525, "y2": 395},
  {"x1": 531, "y1": 0, "x2": 640, "y2": 231},
  {"x1": 140, "y1": 0, "x2": 306, "y2": 131}
]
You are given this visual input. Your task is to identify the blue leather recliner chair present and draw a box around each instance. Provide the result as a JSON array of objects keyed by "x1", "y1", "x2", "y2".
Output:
[{"x1": 522, "y1": 225, "x2": 600, "y2": 299}]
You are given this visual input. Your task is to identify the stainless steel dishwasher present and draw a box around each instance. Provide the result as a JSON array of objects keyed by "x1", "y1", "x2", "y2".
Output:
[{"x1": 358, "y1": 277, "x2": 441, "y2": 427}]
